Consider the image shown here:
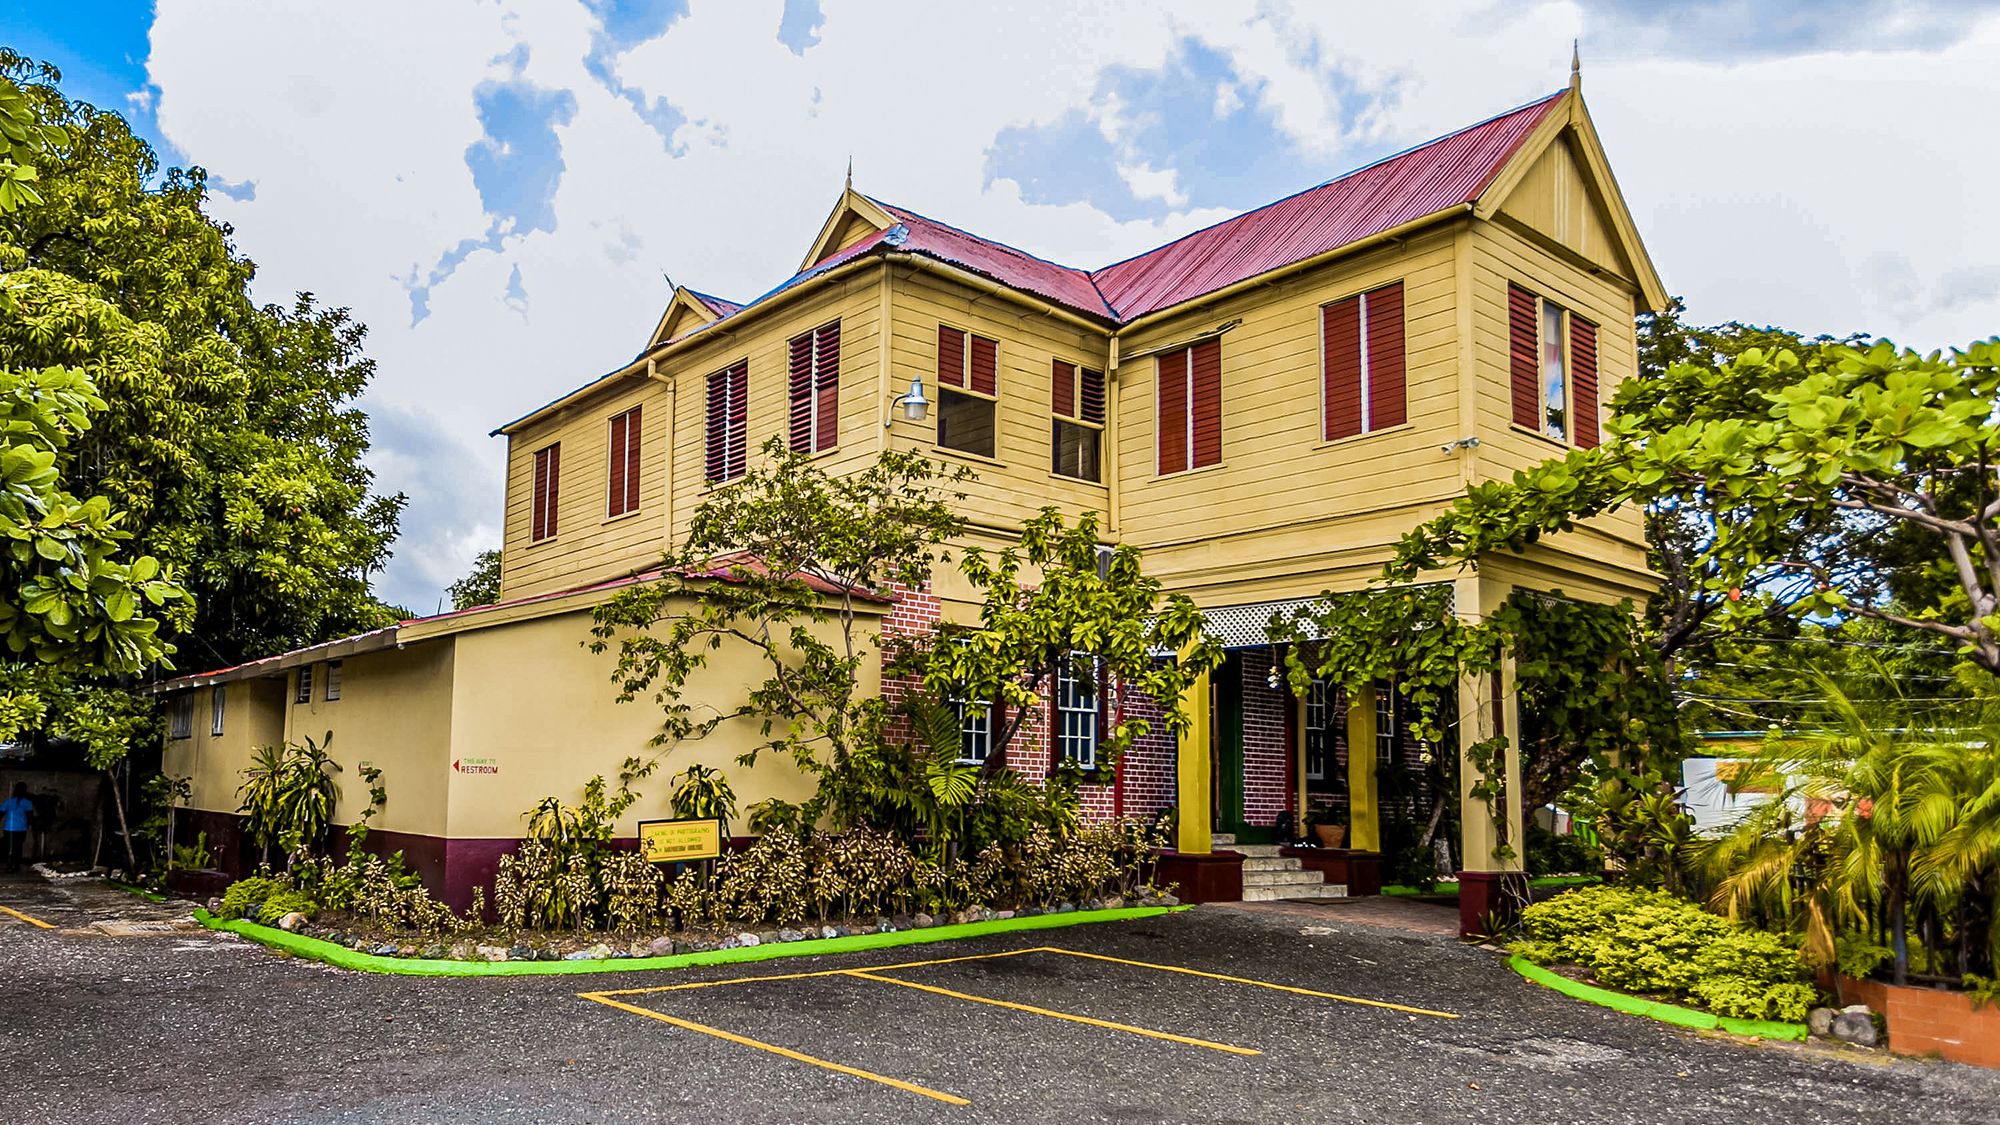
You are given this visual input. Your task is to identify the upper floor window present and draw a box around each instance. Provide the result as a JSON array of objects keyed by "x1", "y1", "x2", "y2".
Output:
[
  {"x1": 531, "y1": 442, "x2": 561, "y2": 542},
  {"x1": 210, "y1": 684, "x2": 226, "y2": 737},
  {"x1": 1304, "y1": 678, "x2": 1337, "y2": 782},
  {"x1": 705, "y1": 361, "x2": 748, "y2": 483},
  {"x1": 325, "y1": 660, "x2": 343, "y2": 702},
  {"x1": 607, "y1": 406, "x2": 642, "y2": 517},
  {"x1": 1051, "y1": 360, "x2": 1104, "y2": 482},
  {"x1": 935, "y1": 325, "x2": 998, "y2": 459},
  {"x1": 788, "y1": 320, "x2": 840, "y2": 454},
  {"x1": 1055, "y1": 655, "x2": 1103, "y2": 770},
  {"x1": 1322, "y1": 281, "x2": 1406, "y2": 440},
  {"x1": 295, "y1": 665, "x2": 313, "y2": 705},
  {"x1": 1156, "y1": 337, "x2": 1222, "y2": 475},
  {"x1": 169, "y1": 693, "x2": 194, "y2": 740},
  {"x1": 1508, "y1": 284, "x2": 1600, "y2": 448}
]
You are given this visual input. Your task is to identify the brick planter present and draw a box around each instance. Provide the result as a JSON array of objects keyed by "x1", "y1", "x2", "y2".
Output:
[
  {"x1": 1836, "y1": 975, "x2": 2000, "y2": 1069},
  {"x1": 1150, "y1": 849, "x2": 1244, "y2": 903},
  {"x1": 1279, "y1": 846, "x2": 1382, "y2": 896}
]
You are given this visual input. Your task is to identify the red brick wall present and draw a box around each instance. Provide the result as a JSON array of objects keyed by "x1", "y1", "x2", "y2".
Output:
[
  {"x1": 1837, "y1": 975, "x2": 2000, "y2": 1068},
  {"x1": 1238, "y1": 649, "x2": 1293, "y2": 829}
]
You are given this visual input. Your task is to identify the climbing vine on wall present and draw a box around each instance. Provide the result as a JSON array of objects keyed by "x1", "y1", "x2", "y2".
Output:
[{"x1": 1269, "y1": 585, "x2": 1683, "y2": 862}]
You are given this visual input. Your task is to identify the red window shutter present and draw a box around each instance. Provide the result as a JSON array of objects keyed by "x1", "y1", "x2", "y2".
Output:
[
  {"x1": 937, "y1": 326, "x2": 965, "y2": 389},
  {"x1": 1052, "y1": 360, "x2": 1076, "y2": 418},
  {"x1": 1190, "y1": 337, "x2": 1222, "y2": 468},
  {"x1": 969, "y1": 334, "x2": 997, "y2": 396},
  {"x1": 1157, "y1": 350, "x2": 1187, "y2": 475},
  {"x1": 1080, "y1": 367, "x2": 1104, "y2": 425},
  {"x1": 546, "y1": 444, "x2": 559, "y2": 538},
  {"x1": 1508, "y1": 284, "x2": 1540, "y2": 429},
  {"x1": 788, "y1": 331, "x2": 814, "y2": 452},
  {"x1": 728, "y1": 362, "x2": 748, "y2": 478},
  {"x1": 813, "y1": 321, "x2": 840, "y2": 452},
  {"x1": 1571, "y1": 318, "x2": 1599, "y2": 448},
  {"x1": 531, "y1": 448, "x2": 549, "y2": 541},
  {"x1": 625, "y1": 406, "x2": 642, "y2": 513},
  {"x1": 706, "y1": 370, "x2": 729, "y2": 481},
  {"x1": 607, "y1": 412, "x2": 629, "y2": 516},
  {"x1": 1322, "y1": 295, "x2": 1362, "y2": 441},
  {"x1": 1366, "y1": 282, "x2": 1406, "y2": 430}
]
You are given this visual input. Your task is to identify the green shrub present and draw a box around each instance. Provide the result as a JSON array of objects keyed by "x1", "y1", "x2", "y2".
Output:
[
  {"x1": 1526, "y1": 822, "x2": 1603, "y2": 877},
  {"x1": 216, "y1": 875, "x2": 288, "y2": 921},
  {"x1": 1834, "y1": 932, "x2": 1893, "y2": 981},
  {"x1": 257, "y1": 891, "x2": 320, "y2": 925},
  {"x1": 1512, "y1": 884, "x2": 1818, "y2": 1021}
]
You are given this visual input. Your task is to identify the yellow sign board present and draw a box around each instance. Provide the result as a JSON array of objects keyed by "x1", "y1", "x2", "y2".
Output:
[{"x1": 638, "y1": 818, "x2": 722, "y2": 863}]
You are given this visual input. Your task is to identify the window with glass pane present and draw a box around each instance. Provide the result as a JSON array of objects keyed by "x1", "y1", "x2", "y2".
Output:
[
  {"x1": 210, "y1": 684, "x2": 226, "y2": 737},
  {"x1": 1056, "y1": 655, "x2": 1101, "y2": 769},
  {"x1": 1304, "y1": 679, "x2": 1335, "y2": 781},
  {"x1": 937, "y1": 388, "x2": 996, "y2": 458},
  {"x1": 295, "y1": 665, "x2": 313, "y2": 704},
  {"x1": 1374, "y1": 682, "x2": 1397, "y2": 765},
  {"x1": 1052, "y1": 420, "x2": 1100, "y2": 481},
  {"x1": 1541, "y1": 301, "x2": 1567, "y2": 441},
  {"x1": 954, "y1": 694, "x2": 992, "y2": 764}
]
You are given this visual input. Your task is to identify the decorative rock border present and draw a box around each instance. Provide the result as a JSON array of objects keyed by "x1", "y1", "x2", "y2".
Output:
[
  {"x1": 196, "y1": 905, "x2": 1188, "y2": 977},
  {"x1": 1507, "y1": 955, "x2": 1809, "y2": 1042}
]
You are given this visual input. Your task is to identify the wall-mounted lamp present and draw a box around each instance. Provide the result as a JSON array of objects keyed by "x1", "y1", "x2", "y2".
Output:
[{"x1": 884, "y1": 374, "x2": 930, "y2": 427}]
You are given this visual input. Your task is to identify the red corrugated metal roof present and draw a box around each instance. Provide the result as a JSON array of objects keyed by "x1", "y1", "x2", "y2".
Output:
[
  {"x1": 1089, "y1": 91, "x2": 1565, "y2": 320},
  {"x1": 690, "y1": 290, "x2": 744, "y2": 318},
  {"x1": 870, "y1": 200, "x2": 1118, "y2": 320}
]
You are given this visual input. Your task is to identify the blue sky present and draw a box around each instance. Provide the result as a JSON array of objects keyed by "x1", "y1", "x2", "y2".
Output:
[{"x1": 11, "y1": 0, "x2": 2000, "y2": 614}]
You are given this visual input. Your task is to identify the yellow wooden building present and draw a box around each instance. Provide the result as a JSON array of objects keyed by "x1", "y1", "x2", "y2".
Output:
[{"x1": 159, "y1": 75, "x2": 1663, "y2": 928}]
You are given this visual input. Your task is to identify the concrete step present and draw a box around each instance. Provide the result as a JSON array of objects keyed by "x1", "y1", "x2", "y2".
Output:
[
  {"x1": 1211, "y1": 833, "x2": 1237, "y2": 846},
  {"x1": 1242, "y1": 868, "x2": 1328, "y2": 888},
  {"x1": 1242, "y1": 884, "x2": 1350, "y2": 902},
  {"x1": 1242, "y1": 856, "x2": 1302, "y2": 872},
  {"x1": 1229, "y1": 844, "x2": 1285, "y2": 858}
]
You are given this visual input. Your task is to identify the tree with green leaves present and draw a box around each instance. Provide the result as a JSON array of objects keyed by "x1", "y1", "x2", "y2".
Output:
[
  {"x1": 590, "y1": 436, "x2": 971, "y2": 776},
  {"x1": 447, "y1": 548, "x2": 501, "y2": 611}
]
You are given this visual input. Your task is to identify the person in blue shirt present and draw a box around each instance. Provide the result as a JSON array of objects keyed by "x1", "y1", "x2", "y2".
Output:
[{"x1": 1, "y1": 783, "x2": 32, "y2": 872}]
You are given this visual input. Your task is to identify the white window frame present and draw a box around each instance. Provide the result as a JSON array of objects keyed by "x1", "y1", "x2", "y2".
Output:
[
  {"x1": 1374, "y1": 681, "x2": 1397, "y2": 766},
  {"x1": 295, "y1": 665, "x2": 313, "y2": 705},
  {"x1": 1304, "y1": 678, "x2": 1334, "y2": 782},
  {"x1": 1538, "y1": 297, "x2": 1570, "y2": 443},
  {"x1": 324, "y1": 660, "x2": 343, "y2": 702},
  {"x1": 1055, "y1": 655, "x2": 1102, "y2": 769},
  {"x1": 210, "y1": 684, "x2": 226, "y2": 737},
  {"x1": 953, "y1": 693, "x2": 993, "y2": 765}
]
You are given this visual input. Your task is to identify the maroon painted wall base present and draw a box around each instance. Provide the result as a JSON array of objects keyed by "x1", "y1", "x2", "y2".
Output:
[
  {"x1": 1151, "y1": 848, "x2": 1245, "y2": 903},
  {"x1": 1280, "y1": 847, "x2": 1382, "y2": 896},
  {"x1": 1456, "y1": 870, "x2": 1530, "y2": 938}
]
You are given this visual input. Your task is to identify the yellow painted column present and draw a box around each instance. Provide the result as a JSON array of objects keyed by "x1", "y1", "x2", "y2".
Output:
[
  {"x1": 1346, "y1": 683, "x2": 1380, "y2": 853},
  {"x1": 1176, "y1": 659, "x2": 1212, "y2": 854},
  {"x1": 1456, "y1": 661, "x2": 1526, "y2": 874}
]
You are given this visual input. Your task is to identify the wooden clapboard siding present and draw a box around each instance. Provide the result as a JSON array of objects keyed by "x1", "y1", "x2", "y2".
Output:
[
  {"x1": 884, "y1": 265, "x2": 1111, "y2": 534},
  {"x1": 1494, "y1": 134, "x2": 1633, "y2": 278},
  {"x1": 1113, "y1": 227, "x2": 1465, "y2": 592}
]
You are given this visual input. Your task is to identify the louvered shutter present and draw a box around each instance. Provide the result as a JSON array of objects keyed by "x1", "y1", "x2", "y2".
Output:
[
  {"x1": 607, "y1": 412, "x2": 627, "y2": 515},
  {"x1": 623, "y1": 406, "x2": 642, "y2": 512},
  {"x1": 531, "y1": 447, "x2": 549, "y2": 541},
  {"x1": 788, "y1": 331, "x2": 814, "y2": 452},
  {"x1": 706, "y1": 370, "x2": 730, "y2": 481},
  {"x1": 1508, "y1": 284, "x2": 1540, "y2": 428},
  {"x1": 1366, "y1": 282, "x2": 1406, "y2": 429},
  {"x1": 813, "y1": 321, "x2": 840, "y2": 452},
  {"x1": 969, "y1": 335, "x2": 997, "y2": 396},
  {"x1": 1079, "y1": 366, "x2": 1104, "y2": 425},
  {"x1": 1190, "y1": 337, "x2": 1222, "y2": 468},
  {"x1": 1157, "y1": 350, "x2": 1187, "y2": 475},
  {"x1": 1571, "y1": 318, "x2": 1599, "y2": 448},
  {"x1": 1052, "y1": 360, "x2": 1075, "y2": 418},
  {"x1": 1322, "y1": 295, "x2": 1363, "y2": 440},
  {"x1": 938, "y1": 326, "x2": 966, "y2": 388},
  {"x1": 727, "y1": 362, "x2": 749, "y2": 478}
]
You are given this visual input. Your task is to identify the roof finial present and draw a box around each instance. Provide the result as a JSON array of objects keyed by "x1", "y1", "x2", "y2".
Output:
[
  {"x1": 845, "y1": 155, "x2": 853, "y2": 193},
  {"x1": 1570, "y1": 39, "x2": 1581, "y2": 90}
]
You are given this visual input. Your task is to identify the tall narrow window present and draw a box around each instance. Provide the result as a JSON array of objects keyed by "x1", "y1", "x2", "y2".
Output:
[
  {"x1": 1322, "y1": 281, "x2": 1406, "y2": 440},
  {"x1": 607, "y1": 406, "x2": 643, "y2": 517},
  {"x1": 1374, "y1": 682, "x2": 1397, "y2": 766},
  {"x1": 954, "y1": 693, "x2": 993, "y2": 764},
  {"x1": 1508, "y1": 284, "x2": 1598, "y2": 446},
  {"x1": 295, "y1": 665, "x2": 313, "y2": 705},
  {"x1": 935, "y1": 325, "x2": 998, "y2": 458},
  {"x1": 1304, "y1": 679, "x2": 1337, "y2": 782},
  {"x1": 1051, "y1": 360, "x2": 1104, "y2": 481},
  {"x1": 1055, "y1": 655, "x2": 1103, "y2": 769},
  {"x1": 169, "y1": 694, "x2": 194, "y2": 740},
  {"x1": 788, "y1": 320, "x2": 840, "y2": 453},
  {"x1": 324, "y1": 660, "x2": 343, "y2": 702},
  {"x1": 705, "y1": 361, "x2": 749, "y2": 482},
  {"x1": 531, "y1": 442, "x2": 561, "y2": 542},
  {"x1": 1156, "y1": 337, "x2": 1221, "y2": 475},
  {"x1": 210, "y1": 684, "x2": 226, "y2": 737}
]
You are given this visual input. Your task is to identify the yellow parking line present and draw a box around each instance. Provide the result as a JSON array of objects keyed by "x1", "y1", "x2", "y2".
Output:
[
  {"x1": 592, "y1": 946, "x2": 1043, "y2": 997},
  {"x1": 579, "y1": 992, "x2": 969, "y2": 1106},
  {"x1": 1038, "y1": 947, "x2": 1459, "y2": 1019},
  {"x1": 0, "y1": 903, "x2": 54, "y2": 929},
  {"x1": 844, "y1": 969, "x2": 1260, "y2": 1056}
]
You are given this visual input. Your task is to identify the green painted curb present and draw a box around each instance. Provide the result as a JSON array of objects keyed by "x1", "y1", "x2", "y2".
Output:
[
  {"x1": 109, "y1": 881, "x2": 168, "y2": 903},
  {"x1": 1508, "y1": 955, "x2": 1809, "y2": 1042},
  {"x1": 196, "y1": 905, "x2": 1189, "y2": 977}
]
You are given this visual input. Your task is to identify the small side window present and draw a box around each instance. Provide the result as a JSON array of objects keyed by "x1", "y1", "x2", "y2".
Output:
[
  {"x1": 210, "y1": 685, "x2": 226, "y2": 737},
  {"x1": 295, "y1": 666, "x2": 313, "y2": 705},
  {"x1": 324, "y1": 660, "x2": 343, "y2": 702},
  {"x1": 169, "y1": 694, "x2": 194, "y2": 740}
]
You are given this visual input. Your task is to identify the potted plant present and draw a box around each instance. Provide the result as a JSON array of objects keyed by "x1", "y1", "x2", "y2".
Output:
[{"x1": 1306, "y1": 804, "x2": 1348, "y2": 849}]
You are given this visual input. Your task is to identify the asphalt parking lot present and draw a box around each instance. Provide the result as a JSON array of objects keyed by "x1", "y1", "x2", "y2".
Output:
[{"x1": 6, "y1": 873, "x2": 2000, "y2": 1124}]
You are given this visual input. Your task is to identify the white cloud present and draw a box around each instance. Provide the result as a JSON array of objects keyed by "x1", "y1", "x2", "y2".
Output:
[{"x1": 143, "y1": 0, "x2": 2000, "y2": 611}]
